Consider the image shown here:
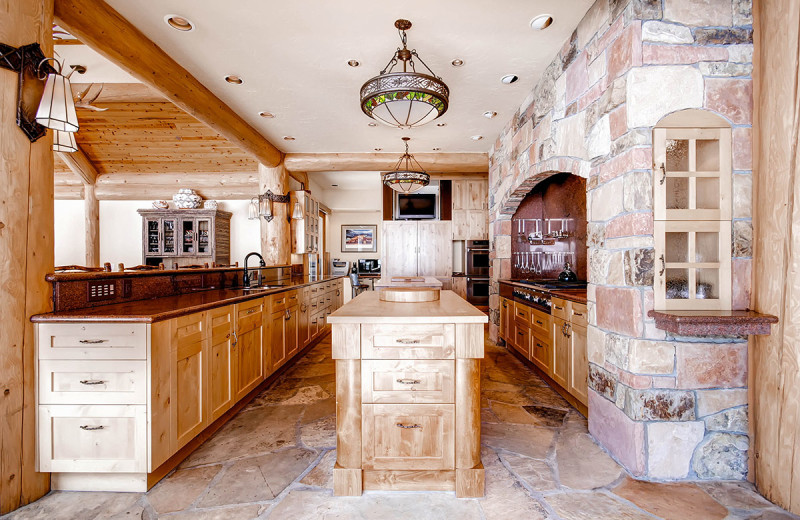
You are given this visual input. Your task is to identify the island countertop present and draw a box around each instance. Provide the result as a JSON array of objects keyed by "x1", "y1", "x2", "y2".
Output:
[
  {"x1": 31, "y1": 275, "x2": 344, "y2": 323},
  {"x1": 373, "y1": 276, "x2": 443, "y2": 289},
  {"x1": 327, "y1": 289, "x2": 488, "y2": 324}
]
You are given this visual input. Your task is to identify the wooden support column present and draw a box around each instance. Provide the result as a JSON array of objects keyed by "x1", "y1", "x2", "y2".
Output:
[
  {"x1": 258, "y1": 162, "x2": 291, "y2": 266},
  {"x1": 0, "y1": 0, "x2": 54, "y2": 513},
  {"x1": 84, "y1": 183, "x2": 99, "y2": 266}
]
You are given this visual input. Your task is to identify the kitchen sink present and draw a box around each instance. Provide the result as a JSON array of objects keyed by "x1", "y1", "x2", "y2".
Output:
[{"x1": 242, "y1": 285, "x2": 286, "y2": 291}]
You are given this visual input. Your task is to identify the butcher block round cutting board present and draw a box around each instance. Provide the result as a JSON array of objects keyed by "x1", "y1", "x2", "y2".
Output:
[{"x1": 379, "y1": 287, "x2": 440, "y2": 303}]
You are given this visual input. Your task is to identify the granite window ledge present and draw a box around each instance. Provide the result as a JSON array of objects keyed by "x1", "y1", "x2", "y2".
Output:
[{"x1": 648, "y1": 310, "x2": 778, "y2": 336}]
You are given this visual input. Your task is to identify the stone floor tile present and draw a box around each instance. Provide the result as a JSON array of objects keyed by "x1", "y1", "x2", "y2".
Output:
[
  {"x1": 481, "y1": 407, "x2": 501, "y2": 423},
  {"x1": 490, "y1": 401, "x2": 542, "y2": 425},
  {"x1": 500, "y1": 452, "x2": 558, "y2": 492},
  {"x1": 200, "y1": 448, "x2": 316, "y2": 507},
  {"x1": 546, "y1": 492, "x2": 655, "y2": 520},
  {"x1": 482, "y1": 422, "x2": 556, "y2": 459},
  {"x1": 745, "y1": 510, "x2": 800, "y2": 520},
  {"x1": 613, "y1": 477, "x2": 728, "y2": 520},
  {"x1": 162, "y1": 504, "x2": 263, "y2": 519},
  {"x1": 3, "y1": 491, "x2": 144, "y2": 520},
  {"x1": 300, "y1": 397, "x2": 336, "y2": 424},
  {"x1": 522, "y1": 404, "x2": 570, "y2": 427},
  {"x1": 300, "y1": 450, "x2": 336, "y2": 489},
  {"x1": 483, "y1": 389, "x2": 541, "y2": 406},
  {"x1": 147, "y1": 465, "x2": 221, "y2": 513},
  {"x1": 247, "y1": 384, "x2": 331, "y2": 408},
  {"x1": 300, "y1": 415, "x2": 336, "y2": 448},
  {"x1": 523, "y1": 385, "x2": 572, "y2": 409},
  {"x1": 698, "y1": 481, "x2": 776, "y2": 511},
  {"x1": 556, "y1": 431, "x2": 622, "y2": 490},
  {"x1": 479, "y1": 447, "x2": 549, "y2": 520}
]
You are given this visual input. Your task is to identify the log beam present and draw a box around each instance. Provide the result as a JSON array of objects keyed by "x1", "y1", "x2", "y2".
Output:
[
  {"x1": 284, "y1": 153, "x2": 489, "y2": 173},
  {"x1": 57, "y1": 143, "x2": 97, "y2": 185},
  {"x1": 54, "y1": 0, "x2": 283, "y2": 168}
]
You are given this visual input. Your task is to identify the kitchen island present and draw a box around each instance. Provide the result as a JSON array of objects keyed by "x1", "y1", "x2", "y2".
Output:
[
  {"x1": 373, "y1": 276, "x2": 443, "y2": 289},
  {"x1": 328, "y1": 290, "x2": 488, "y2": 497}
]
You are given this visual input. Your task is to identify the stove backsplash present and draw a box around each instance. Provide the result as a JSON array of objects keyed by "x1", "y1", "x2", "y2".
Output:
[{"x1": 511, "y1": 173, "x2": 587, "y2": 280}]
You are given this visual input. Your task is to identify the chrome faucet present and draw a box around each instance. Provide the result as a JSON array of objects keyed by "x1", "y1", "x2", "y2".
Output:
[{"x1": 242, "y1": 252, "x2": 266, "y2": 287}]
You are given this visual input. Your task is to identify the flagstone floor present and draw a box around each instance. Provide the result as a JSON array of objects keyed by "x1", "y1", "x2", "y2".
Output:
[{"x1": 4, "y1": 332, "x2": 797, "y2": 520}]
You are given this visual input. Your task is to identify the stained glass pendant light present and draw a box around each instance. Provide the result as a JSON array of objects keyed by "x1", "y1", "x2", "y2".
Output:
[
  {"x1": 360, "y1": 19, "x2": 449, "y2": 129},
  {"x1": 382, "y1": 137, "x2": 430, "y2": 193}
]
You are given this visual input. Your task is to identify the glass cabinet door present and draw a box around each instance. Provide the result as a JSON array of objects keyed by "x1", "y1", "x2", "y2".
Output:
[
  {"x1": 162, "y1": 218, "x2": 177, "y2": 256},
  {"x1": 145, "y1": 218, "x2": 161, "y2": 256},
  {"x1": 181, "y1": 219, "x2": 195, "y2": 255},
  {"x1": 196, "y1": 219, "x2": 211, "y2": 255},
  {"x1": 654, "y1": 221, "x2": 731, "y2": 310},
  {"x1": 653, "y1": 128, "x2": 731, "y2": 221}
]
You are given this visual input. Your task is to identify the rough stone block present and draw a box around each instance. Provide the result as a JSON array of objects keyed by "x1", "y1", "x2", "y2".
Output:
[
  {"x1": 627, "y1": 66, "x2": 704, "y2": 128},
  {"x1": 696, "y1": 389, "x2": 748, "y2": 417},
  {"x1": 587, "y1": 114, "x2": 612, "y2": 159},
  {"x1": 606, "y1": 213, "x2": 653, "y2": 238},
  {"x1": 647, "y1": 421, "x2": 705, "y2": 479},
  {"x1": 609, "y1": 105, "x2": 627, "y2": 140},
  {"x1": 732, "y1": 258, "x2": 752, "y2": 311},
  {"x1": 628, "y1": 0, "x2": 663, "y2": 21},
  {"x1": 588, "y1": 52, "x2": 607, "y2": 86},
  {"x1": 607, "y1": 250, "x2": 626, "y2": 285},
  {"x1": 587, "y1": 223, "x2": 606, "y2": 248},
  {"x1": 553, "y1": 112, "x2": 588, "y2": 160},
  {"x1": 700, "y1": 62, "x2": 753, "y2": 78},
  {"x1": 611, "y1": 128, "x2": 652, "y2": 156},
  {"x1": 732, "y1": 173, "x2": 752, "y2": 219},
  {"x1": 596, "y1": 286, "x2": 643, "y2": 337},
  {"x1": 589, "y1": 389, "x2": 647, "y2": 476},
  {"x1": 652, "y1": 376, "x2": 677, "y2": 388},
  {"x1": 677, "y1": 343, "x2": 747, "y2": 389},
  {"x1": 705, "y1": 78, "x2": 753, "y2": 125},
  {"x1": 586, "y1": 76, "x2": 627, "y2": 130},
  {"x1": 623, "y1": 171, "x2": 654, "y2": 212},
  {"x1": 608, "y1": 22, "x2": 642, "y2": 81},
  {"x1": 624, "y1": 247, "x2": 655, "y2": 287},
  {"x1": 728, "y1": 44, "x2": 754, "y2": 64},
  {"x1": 692, "y1": 433, "x2": 749, "y2": 480},
  {"x1": 495, "y1": 235, "x2": 511, "y2": 259},
  {"x1": 589, "y1": 176, "x2": 625, "y2": 221},
  {"x1": 604, "y1": 333, "x2": 631, "y2": 369},
  {"x1": 642, "y1": 20, "x2": 693, "y2": 44},
  {"x1": 566, "y1": 51, "x2": 589, "y2": 104},
  {"x1": 663, "y1": 0, "x2": 733, "y2": 26},
  {"x1": 733, "y1": 128, "x2": 753, "y2": 171},
  {"x1": 624, "y1": 388, "x2": 696, "y2": 421},
  {"x1": 628, "y1": 339, "x2": 676, "y2": 374},
  {"x1": 733, "y1": 0, "x2": 753, "y2": 26},
  {"x1": 577, "y1": 0, "x2": 611, "y2": 50},
  {"x1": 733, "y1": 219, "x2": 753, "y2": 257},
  {"x1": 704, "y1": 406, "x2": 748, "y2": 433},
  {"x1": 589, "y1": 363, "x2": 618, "y2": 401},
  {"x1": 643, "y1": 44, "x2": 728, "y2": 65},
  {"x1": 587, "y1": 325, "x2": 606, "y2": 365},
  {"x1": 693, "y1": 28, "x2": 753, "y2": 45}
]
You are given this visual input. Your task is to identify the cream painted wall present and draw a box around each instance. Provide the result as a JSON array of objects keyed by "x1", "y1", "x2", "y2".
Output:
[
  {"x1": 55, "y1": 200, "x2": 260, "y2": 268},
  {"x1": 326, "y1": 210, "x2": 382, "y2": 271}
]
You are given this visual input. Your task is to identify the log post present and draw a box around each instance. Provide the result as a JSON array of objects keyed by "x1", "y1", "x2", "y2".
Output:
[
  {"x1": 84, "y1": 183, "x2": 100, "y2": 266},
  {"x1": 258, "y1": 162, "x2": 291, "y2": 266},
  {"x1": 0, "y1": 0, "x2": 54, "y2": 513}
]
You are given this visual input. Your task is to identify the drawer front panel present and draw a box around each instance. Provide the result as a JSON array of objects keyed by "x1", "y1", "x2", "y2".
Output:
[
  {"x1": 551, "y1": 298, "x2": 569, "y2": 320},
  {"x1": 531, "y1": 333, "x2": 552, "y2": 373},
  {"x1": 237, "y1": 299, "x2": 264, "y2": 334},
  {"x1": 38, "y1": 323, "x2": 147, "y2": 360},
  {"x1": 361, "y1": 324, "x2": 455, "y2": 359},
  {"x1": 362, "y1": 360, "x2": 454, "y2": 404},
  {"x1": 39, "y1": 360, "x2": 147, "y2": 405},
  {"x1": 38, "y1": 404, "x2": 147, "y2": 473},
  {"x1": 270, "y1": 293, "x2": 287, "y2": 312},
  {"x1": 570, "y1": 302, "x2": 588, "y2": 328},
  {"x1": 513, "y1": 303, "x2": 530, "y2": 324},
  {"x1": 530, "y1": 309, "x2": 550, "y2": 337},
  {"x1": 362, "y1": 404, "x2": 454, "y2": 470}
]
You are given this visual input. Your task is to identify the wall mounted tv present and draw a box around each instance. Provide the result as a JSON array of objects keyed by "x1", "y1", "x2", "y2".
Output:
[{"x1": 395, "y1": 193, "x2": 438, "y2": 220}]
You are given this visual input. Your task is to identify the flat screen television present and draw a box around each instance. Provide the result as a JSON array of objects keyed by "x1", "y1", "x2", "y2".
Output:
[{"x1": 396, "y1": 193, "x2": 438, "y2": 220}]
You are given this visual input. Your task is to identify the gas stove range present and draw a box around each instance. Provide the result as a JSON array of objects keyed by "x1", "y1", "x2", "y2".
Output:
[{"x1": 510, "y1": 279, "x2": 587, "y2": 313}]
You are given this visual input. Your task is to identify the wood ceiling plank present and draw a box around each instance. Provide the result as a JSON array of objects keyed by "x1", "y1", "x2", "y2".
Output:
[
  {"x1": 54, "y1": 0, "x2": 283, "y2": 167},
  {"x1": 284, "y1": 153, "x2": 489, "y2": 173}
]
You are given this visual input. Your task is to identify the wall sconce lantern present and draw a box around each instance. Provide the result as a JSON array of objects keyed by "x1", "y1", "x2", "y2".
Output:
[
  {"x1": 35, "y1": 58, "x2": 80, "y2": 133},
  {"x1": 248, "y1": 190, "x2": 291, "y2": 223}
]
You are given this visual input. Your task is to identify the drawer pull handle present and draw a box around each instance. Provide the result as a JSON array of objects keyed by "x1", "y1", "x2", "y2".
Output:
[
  {"x1": 396, "y1": 378, "x2": 421, "y2": 385},
  {"x1": 79, "y1": 425, "x2": 104, "y2": 431},
  {"x1": 395, "y1": 338, "x2": 420, "y2": 345},
  {"x1": 396, "y1": 423, "x2": 422, "y2": 430},
  {"x1": 246, "y1": 309, "x2": 257, "y2": 315},
  {"x1": 79, "y1": 339, "x2": 108, "y2": 344},
  {"x1": 79, "y1": 379, "x2": 106, "y2": 385},
  {"x1": 573, "y1": 312, "x2": 583, "y2": 317},
  {"x1": 535, "y1": 320, "x2": 543, "y2": 326}
]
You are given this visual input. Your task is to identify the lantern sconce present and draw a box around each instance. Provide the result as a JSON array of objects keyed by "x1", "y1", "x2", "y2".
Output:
[{"x1": 248, "y1": 190, "x2": 291, "y2": 223}]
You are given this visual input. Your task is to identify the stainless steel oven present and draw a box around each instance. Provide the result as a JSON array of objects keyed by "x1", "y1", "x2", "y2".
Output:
[
  {"x1": 465, "y1": 240, "x2": 489, "y2": 277},
  {"x1": 466, "y1": 276, "x2": 489, "y2": 306}
]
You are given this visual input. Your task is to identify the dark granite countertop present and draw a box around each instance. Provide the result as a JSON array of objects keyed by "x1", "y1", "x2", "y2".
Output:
[
  {"x1": 32, "y1": 275, "x2": 344, "y2": 324},
  {"x1": 648, "y1": 310, "x2": 778, "y2": 336}
]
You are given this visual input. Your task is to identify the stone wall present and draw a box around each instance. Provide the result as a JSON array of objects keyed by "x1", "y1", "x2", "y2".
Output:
[{"x1": 488, "y1": 0, "x2": 753, "y2": 480}]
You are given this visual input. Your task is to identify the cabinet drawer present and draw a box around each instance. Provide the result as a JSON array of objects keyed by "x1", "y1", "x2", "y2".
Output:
[
  {"x1": 362, "y1": 360, "x2": 454, "y2": 404},
  {"x1": 531, "y1": 333, "x2": 552, "y2": 374},
  {"x1": 512, "y1": 321, "x2": 529, "y2": 357},
  {"x1": 237, "y1": 298, "x2": 264, "y2": 333},
  {"x1": 37, "y1": 323, "x2": 147, "y2": 360},
  {"x1": 530, "y1": 309, "x2": 550, "y2": 336},
  {"x1": 362, "y1": 404, "x2": 454, "y2": 470},
  {"x1": 38, "y1": 404, "x2": 147, "y2": 473},
  {"x1": 39, "y1": 360, "x2": 147, "y2": 405},
  {"x1": 551, "y1": 298, "x2": 569, "y2": 320},
  {"x1": 286, "y1": 290, "x2": 299, "y2": 307},
  {"x1": 270, "y1": 293, "x2": 288, "y2": 312},
  {"x1": 361, "y1": 324, "x2": 455, "y2": 359},
  {"x1": 513, "y1": 303, "x2": 530, "y2": 324},
  {"x1": 570, "y1": 302, "x2": 588, "y2": 328}
]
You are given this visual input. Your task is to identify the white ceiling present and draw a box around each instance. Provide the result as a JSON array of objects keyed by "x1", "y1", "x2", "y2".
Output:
[{"x1": 57, "y1": 0, "x2": 593, "y2": 156}]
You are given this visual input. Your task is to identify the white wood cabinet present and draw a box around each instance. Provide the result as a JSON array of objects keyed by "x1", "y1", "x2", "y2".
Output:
[
  {"x1": 452, "y1": 180, "x2": 488, "y2": 240},
  {"x1": 381, "y1": 221, "x2": 452, "y2": 277}
]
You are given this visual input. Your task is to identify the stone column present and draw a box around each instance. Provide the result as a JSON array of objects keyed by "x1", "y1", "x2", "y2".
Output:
[{"x1": 258, "y1": 162, "x2": 291, "y2": 266}]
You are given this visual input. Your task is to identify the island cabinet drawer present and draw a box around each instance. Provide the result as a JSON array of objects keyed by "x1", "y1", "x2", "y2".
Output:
[
  {"x1": 362, "y1": 404, "x2": 454, "y2": 470},
  {"x1": 551, "y1": 298, "x2": 569, "y2": 321},
  {"x1": 38, "y1": 404, "x2": 147, "y2": 473},
  {"x1": 513, "y1": 303, "x2": 530, "y2": 324},
  {"x1": 361, "y1": 324, "x2": 456, "y2": 359},
  {"x1": 530, "y1": 309, "x2": 550, "y2": 337},
  {"x1": 37, "y1": 323, "x2": 147, "y2": 360},
  {"x1": 39, "y1": 360, "x2": 147, "y2": 405},
  {"x1": 570, "y1": 302, "x2": 588, "y2": 328},
  {"x1": 362, "y1": 360, "x2": 454, "y2": 404}
]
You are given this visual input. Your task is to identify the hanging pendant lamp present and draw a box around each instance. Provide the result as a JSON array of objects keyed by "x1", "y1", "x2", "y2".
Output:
[
  {"x1": 382, "y1": 137, "x2": 430, "y2": 194},
  {"x1": 35, "y1": 59, "x2": 79, "y2": 133},
  {"x1": 360, "y1": 19, "x2": 449, "y2": 129},
  {"x1": 52, "y1": 129, "x2": 77, "y2": 152}
]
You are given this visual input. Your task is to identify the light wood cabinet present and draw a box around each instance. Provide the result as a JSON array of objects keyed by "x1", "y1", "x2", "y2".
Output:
[
  {"x1": 270, "y1": 291, "x2": 299, "y2": 371},
  {"x1": 291, "y1": 191, "x2": 320, "y2": 254},
  {"x1": 208, "y1": 305, "x2": 235, "y2": 422},
  {"x1": 551, "y1": 317, "x2": 569, "y2": 388},
  {"x1": 452, "y1": 179, "x2": 488, "y2": 240},
  {"x1": 499, "y1": 297, "x2": 513, "y2": 343},
  {"x1": 137, "y1": 209, "x2": 232, "y2": 267},
  {"x1": 234, "y1": 298, "x2": 266, "y2": 401},
  {"x1": 381, "y1": 221, "x2": 453, "y2": 278},
  {"x1": 567, "y1": 322, "x2": 588, "y2": 405},
  {"x1": 653, "y1": 125, "x2": 732, "y2": 311},
  {"x1": 452, "y1": 276, "x2": 467, "y2": 299},
  {"x1": 172, "y1": 313, "x2": 207, "y2": 450}
]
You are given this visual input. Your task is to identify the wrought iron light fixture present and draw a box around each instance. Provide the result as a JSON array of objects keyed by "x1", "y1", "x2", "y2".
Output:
[
  {"x1": 360, "y1": 19, "x2": 449, "y2": 129},
  {"x1": 382, "y1": 137, "x2": 430, "y2": 194},
  {"x1": 248, "y1": 190, "x2": 291, "y2": 223}
]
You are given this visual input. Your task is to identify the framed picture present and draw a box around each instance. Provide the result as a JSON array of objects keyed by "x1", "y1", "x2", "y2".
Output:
[{"x1": 341, "y1": 224, "x2": 377, "y2": 253}]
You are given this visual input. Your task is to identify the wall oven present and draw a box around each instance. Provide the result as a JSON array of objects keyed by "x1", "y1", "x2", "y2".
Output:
[
  {"x1": 466, "y1": 276, "x2": 489, "y2": 307},
  {"x1": 465, "y1": 240, "x2": 489, "y2": 277}
]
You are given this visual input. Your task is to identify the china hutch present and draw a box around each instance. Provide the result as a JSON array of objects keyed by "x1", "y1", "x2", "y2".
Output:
[{"x1": 137, "y1": 209, "x2": 232, "y2": 267}]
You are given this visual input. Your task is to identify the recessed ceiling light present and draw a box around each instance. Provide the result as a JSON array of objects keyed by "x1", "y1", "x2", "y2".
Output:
[
  {"x1": 283, "y1": 136, "x2": 295, "y2": 141},
  {"x1": 374, "y1": 147, "x2": 383, "y2": 151},
  {"x1": 471, "y1": 135, "x2": 484, "y2": 141},
  {"x1": 436, "y1": 122, "x2": 447, "y2": 127},
  {"x1": 331, "y1": 184, "x2": 339, "y2": 187},
  {"x1": 483, "y1": 111, "x2": 498, "y2": 119},
  {"x1": 165, "y1": 15, "x2": 194, "y2": 32},
  {"x1": 347, "y1": 60, "x2": 360, "y2": 67},
  {"x1": 225, "y1": 75, "x2": 243, "y2": 84},
  {"x1": 258, "y1": 111, "x2": 275, "y2": 118},
  {"x1": 368, "y1": 122, "x2": 377, "y2": 127},
  {"x1": 530, "y1": 14, "x2": 554, "y2": 30},
  {"x1": 451, "y1": 59, "x2": 464, "y2": 67},
  {"x1": 501, "y1": 74, "x2": 519, "y2": 84},
  {"x1": 432, "y1": 147, "x2": 441, "y2": 151}
]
